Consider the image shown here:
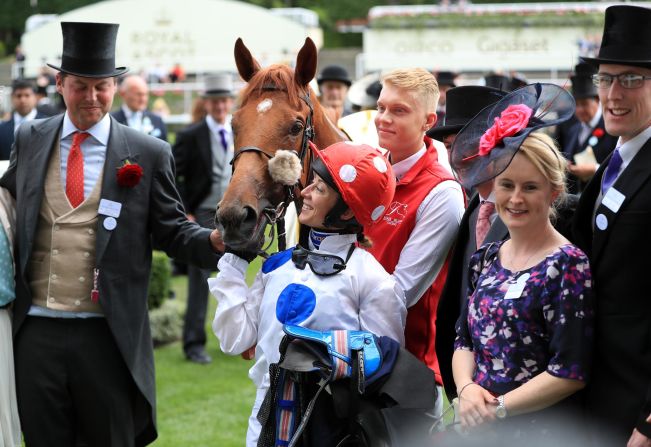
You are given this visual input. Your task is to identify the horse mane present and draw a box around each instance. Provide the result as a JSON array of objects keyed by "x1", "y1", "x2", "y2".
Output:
[{"x1": 239, "y1": 64, "x2": 305, "y2": 108}]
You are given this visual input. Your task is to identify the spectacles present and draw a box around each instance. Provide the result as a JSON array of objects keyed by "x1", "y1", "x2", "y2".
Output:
[
  {"x1": 592, "y1": 73, "x2": 651, "y2": 89},
  {"x1": 291, "y1": 244, "x2": 355, "y2": 276}
]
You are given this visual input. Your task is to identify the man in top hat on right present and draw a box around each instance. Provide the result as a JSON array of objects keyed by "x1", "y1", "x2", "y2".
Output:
[
  {"x1": 172, "y1": 73, "x2": 235, "y2": 364},
  {"x1": 556, "y1": 62, "x2": 618, "y2": 194},
  {"x1": 573, "y1": 5, "x2": 651, "y2": 445}
]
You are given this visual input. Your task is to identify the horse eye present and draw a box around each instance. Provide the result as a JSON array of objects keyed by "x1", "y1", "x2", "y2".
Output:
[{"x1": 290, "y1": 121, "x2": 304, "y2": 136}]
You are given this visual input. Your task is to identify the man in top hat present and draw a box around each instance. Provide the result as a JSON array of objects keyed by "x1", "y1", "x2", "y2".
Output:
[
  {"x1": 0, "y1": 22, "x2": 223, "y2": 446},
  {"x1": 111, "y1": 74, "x2": 168, "y2": 141},
  {"x1": 0, "y1": 79, "x2": 48, "y2": 160},
  {"x1": 317, "y1": 64, "x2": 352, "y2": 122},
  {"x1": 426, "y1": 85, "x2": 508, "y2": 399},
  {"x1": 433, "y1": 71, "x2": 458, "y2": 127},
  {"x1": 556, "y1": 62, "x2": 618, "y2": 194},
  {"x1": 573, "y1": 5, "x2": 651, "y2": 445},
  {"x1": 172, "y1": 73, "x2": 235, "y2": 364}
]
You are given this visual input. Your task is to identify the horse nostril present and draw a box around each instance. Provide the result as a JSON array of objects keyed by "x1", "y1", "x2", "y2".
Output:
[{"x1": 242, "y1": 205, "x2": 258, "y2": 227}]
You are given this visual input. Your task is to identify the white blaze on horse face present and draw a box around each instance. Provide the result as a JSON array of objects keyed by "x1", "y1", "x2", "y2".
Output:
[{"x1": 257, "y1": 99, "x2": 273, "y2": 114}]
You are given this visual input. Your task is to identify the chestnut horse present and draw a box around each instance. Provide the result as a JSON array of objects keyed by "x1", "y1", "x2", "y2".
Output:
[{"x1": 216, "y1": 37, "x2": 346, "y2": 253}]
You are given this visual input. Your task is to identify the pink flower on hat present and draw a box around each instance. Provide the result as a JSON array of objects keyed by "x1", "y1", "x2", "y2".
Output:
[{"x1": 478, "y1": 104, "x2": 533, "y2": 156}]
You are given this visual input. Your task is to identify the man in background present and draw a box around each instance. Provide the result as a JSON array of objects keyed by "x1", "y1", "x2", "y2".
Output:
[
  {"x1": 0, "y1": 79, "x2": 48, "y2": 160},
  {"x1": 173, "y1": 73, "x2": 235, "y2": 364},
  {"x1": 112, "y1": 74, "x2": 168, "y2": 141}
]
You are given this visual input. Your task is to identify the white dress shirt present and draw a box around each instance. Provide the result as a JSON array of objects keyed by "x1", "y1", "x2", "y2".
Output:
[
  {"x1": 59, "y1": 112, "x2": 110, "y2": 198},
  {"x1": 391, "y1": 146, "x2": 466, "y2": 307}
]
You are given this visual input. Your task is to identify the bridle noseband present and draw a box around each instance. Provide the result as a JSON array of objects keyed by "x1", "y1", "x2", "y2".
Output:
[{"x1": 228, "y1": 85, "x2": 315, "y2": 254}]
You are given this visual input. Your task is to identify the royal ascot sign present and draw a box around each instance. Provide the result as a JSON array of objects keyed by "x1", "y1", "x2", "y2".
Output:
[
  {"x1": 363, "y1": 26, "x2": 599, "y2": 72},
  {"x1": 21, "y1": 0, "x2": 316, "y2": 78}
]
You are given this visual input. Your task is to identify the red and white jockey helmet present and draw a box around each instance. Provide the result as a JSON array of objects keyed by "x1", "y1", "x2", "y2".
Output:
[{"x1": 310, "y1": 141, "x2": 396, "y2": 228}]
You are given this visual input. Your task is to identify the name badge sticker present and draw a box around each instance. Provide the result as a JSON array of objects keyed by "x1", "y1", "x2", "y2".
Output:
[
  {"x1": 602, "y1": 187, "x2": 625, "y2": 214},
  {"x1": 98, "y1": 199, "x2": 122, "y2": 218},
  {"x1": 504, "y1": 273, "x2": 530, "y2": 300}
]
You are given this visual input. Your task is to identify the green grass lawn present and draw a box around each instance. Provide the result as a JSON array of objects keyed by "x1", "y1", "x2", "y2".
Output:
[{"x1": 152, "y1": 259, "x2": 265, "y2": 446}]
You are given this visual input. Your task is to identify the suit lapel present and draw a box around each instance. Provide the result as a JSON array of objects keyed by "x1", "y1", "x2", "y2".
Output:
[
  {"x1": 198, "y1": 122, "x2": 213, "y2": 172},
  {"x1": 592, "y1": 139, "x2": 651, "y2": 261},
  {"x1": 20, "y1": 116, "x2": 64, "y2": 273},
  {"x1": 95, "y1": 118, "x2": 134, "y2": 264},
  {"x1": 484, "y1": 216, "x2": 508, "y2": 244}
]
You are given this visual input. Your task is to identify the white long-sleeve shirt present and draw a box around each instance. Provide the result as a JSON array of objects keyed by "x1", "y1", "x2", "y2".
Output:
[{"x1": 209, "y1": 233, "x2": 406, "y2": 390}]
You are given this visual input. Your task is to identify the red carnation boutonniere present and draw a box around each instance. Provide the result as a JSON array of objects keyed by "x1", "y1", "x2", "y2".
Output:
[
  {"x1": 116, "y1": 160, "x2": 143, "y2": 188},
  {"x1": 592, "y1": 128, "x2": 605, "y2": 138}
]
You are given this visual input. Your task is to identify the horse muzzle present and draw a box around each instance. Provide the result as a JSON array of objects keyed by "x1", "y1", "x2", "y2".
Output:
[{"x1": 215, "y1": 203, "x2": 266, "y2": 252}]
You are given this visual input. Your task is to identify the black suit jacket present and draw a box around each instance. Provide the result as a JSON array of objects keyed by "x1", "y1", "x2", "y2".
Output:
[
  {"x1": 0, "y1": 115, "x2": 218, "y2": 446},
  {"x1": 0, "y1": 111, "x2": 49, "y2": 160},
  {"x1": 111, "y1": 108, "x2": 168, "y2": 142},
  {"x1": 172, "y1": 120, "x2": 216, "y2": 214},
  {"x1": 436, "y1": 193, "x2": 509, "y2": 399},
  {"x1": 556, "y1": 115, "x2": 618, "y2": 194},
  {"x1": 573, "y1": 139, "x2": 651, "y2": 442}
]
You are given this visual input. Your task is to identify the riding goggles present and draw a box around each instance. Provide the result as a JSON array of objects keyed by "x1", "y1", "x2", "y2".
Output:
[{"x1": 291, "y1": 244, "x2": 355, "y2": 277}]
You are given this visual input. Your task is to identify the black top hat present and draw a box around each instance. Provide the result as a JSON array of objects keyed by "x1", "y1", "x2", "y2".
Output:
[
  {"x1": 582, "y1": 5, "x2": 651, "y2": 69},
  {"x1": 48, "y1": 22, "x2": 128, "y2": 78},
  {"x1": 484, "y1": 73, "x2": 511, "y2": 91},
  {"x1": 427, "y1": 86, "x2": 506, "y2": 140},
  {"x1": 450, "y1": 83, "x2": 575, "y2": 189},
  {"x1": 510, "y1": 72, "x2": 528, "y2": 91},
  {"x1": 436, "y1": 71, "x2": 458, "y2": 88},
  {"x1": 317, "y1": 65, "x2": 352, "y2": 86}
]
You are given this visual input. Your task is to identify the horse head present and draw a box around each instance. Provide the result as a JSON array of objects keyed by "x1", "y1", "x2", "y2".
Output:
[{"x1": 216, "y1": 37, "x2": 346, "y2": 253}]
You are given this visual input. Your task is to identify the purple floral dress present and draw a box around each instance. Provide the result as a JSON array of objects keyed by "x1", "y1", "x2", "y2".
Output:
[{"x1": 454, "y1": 241, "x2": 594, "y2": 396}]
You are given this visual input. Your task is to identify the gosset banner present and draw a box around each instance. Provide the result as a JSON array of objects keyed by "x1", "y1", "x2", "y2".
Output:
[{"x1": 363, "y1": 26, "x2": 600, "y2": 73}]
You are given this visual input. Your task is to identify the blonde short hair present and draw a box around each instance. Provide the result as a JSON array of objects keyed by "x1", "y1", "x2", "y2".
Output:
[
  {"x1": 518, "y1": 131, "x2": 568, "y2": 219},
  {"x1": 381, "y1": 68, "x2": 439, "y2": 113}
]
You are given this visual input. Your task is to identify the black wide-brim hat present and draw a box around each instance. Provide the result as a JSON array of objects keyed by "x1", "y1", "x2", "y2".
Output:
[
  {"x1": 427, "y1": 86, "x2": 506, "y2": 141},
  {"x1": 48, "y1": 22, "x2": 128, "y2": 78},
  {"x1": 582, "y1": 5, "x2": 651, "y2": 69},
  {"x1": 317, "y1": 65, "x2": 352, "y2": 86},
  {"x1": 450, "y1": 83, "x2": 575, "y2": 189}
]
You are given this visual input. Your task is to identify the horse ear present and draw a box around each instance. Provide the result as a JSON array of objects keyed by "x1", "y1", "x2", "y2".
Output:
[
  {"x1": 234, "y1": 38, "x2": 261, "y2": 82},
  {"x1": 294, "y1": 37, "x2": 317, "y2": 87}
]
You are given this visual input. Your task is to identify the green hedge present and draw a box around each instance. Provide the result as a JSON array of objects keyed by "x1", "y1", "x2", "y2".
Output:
[
  {"x1": 148, "y1": 250, "x2": 171, "y2": 310},
  {"x1": 148, "y1": 251, "x2": 183, "y2": 346}
]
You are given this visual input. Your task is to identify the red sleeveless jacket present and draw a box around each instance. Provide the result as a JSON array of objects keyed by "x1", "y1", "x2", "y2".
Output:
[{"x1": 367, "y1": 137, "x2": 456, "y2": 384}]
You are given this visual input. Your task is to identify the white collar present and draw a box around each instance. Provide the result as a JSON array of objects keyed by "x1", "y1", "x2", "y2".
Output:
[
  {"x1": 61, "y1": 112, "x2": 111, "y2": 146},
  {"x1": 617, "y1": 125, "x2": 651, "y2": 167},
  {"x1": 391, "y1": 144, "x2": 426, "y2": 180},
  {"x1": 314, "y1": 233, "x2": 357, "y2": 257},
  {"x1": 122, "y1": 105, "x2": 143, "y2": 120},
  {"x1": 206, "y1": 115, "x2": 232, "y2": 135},
  {"x1": 478, "y1": 190, "x2": 496, "y2": 204},
  {"x1": 14, "y1": 109, "x2": 37, "y2": 123}
]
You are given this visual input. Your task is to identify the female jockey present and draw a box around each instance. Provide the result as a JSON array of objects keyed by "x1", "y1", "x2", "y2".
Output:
[{"x1": 209, "y1": 141, "x2": 407, "y2": 447}]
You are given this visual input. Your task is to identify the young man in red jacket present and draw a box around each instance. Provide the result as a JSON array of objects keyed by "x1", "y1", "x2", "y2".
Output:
[{"x1": 367, "y1": 68, "x2": 465, "y2": 415}]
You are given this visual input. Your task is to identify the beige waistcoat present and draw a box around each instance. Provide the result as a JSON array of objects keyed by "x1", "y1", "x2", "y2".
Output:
[{"x1": 27, "y1": 139, "x2": 104, "y2": 313}]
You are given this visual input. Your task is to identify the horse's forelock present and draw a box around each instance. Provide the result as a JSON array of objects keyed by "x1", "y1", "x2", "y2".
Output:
[{"x1": 240, "y1": 64, "x2": 303, "y2": 108}]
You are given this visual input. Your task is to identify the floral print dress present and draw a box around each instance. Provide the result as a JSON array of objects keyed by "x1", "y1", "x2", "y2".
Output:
[{"x1": 454, "y1": 241, "x2": 594, "y2": 396}]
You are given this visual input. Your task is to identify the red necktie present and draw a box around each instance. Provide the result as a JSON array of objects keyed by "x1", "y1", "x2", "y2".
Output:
[
  {"x1": 66, "y1": 131, "x2": 90, "y2": 208},
  {"x1": 475, "y1": 200, "x2": 495, "y2": 248}
]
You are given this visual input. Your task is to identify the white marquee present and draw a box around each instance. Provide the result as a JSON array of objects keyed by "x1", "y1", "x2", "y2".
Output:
[{"x1": 21, "y1": 0, "x2": 322, "y2": 78}]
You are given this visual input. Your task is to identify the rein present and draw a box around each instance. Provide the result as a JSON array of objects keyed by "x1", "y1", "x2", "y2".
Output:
[{"x1": 230, "y1": 86, "x2": 315, "y2": 255}]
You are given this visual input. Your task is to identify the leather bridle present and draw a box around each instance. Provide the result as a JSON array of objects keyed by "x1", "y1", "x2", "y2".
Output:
[{"x1": 229, "y1": 86, "x2": 315, "y2": 253}]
